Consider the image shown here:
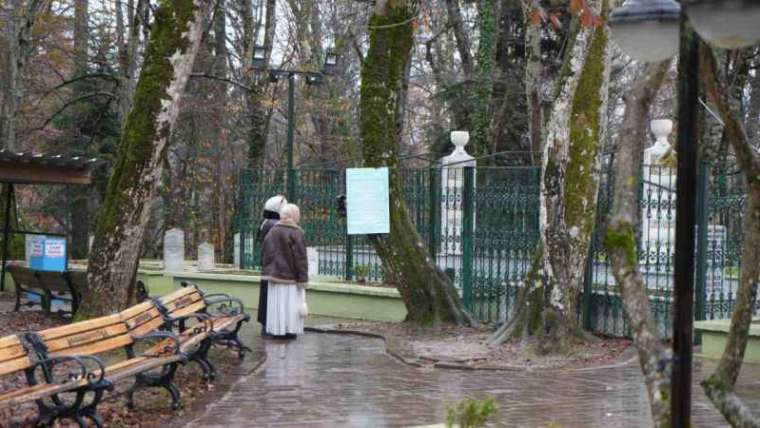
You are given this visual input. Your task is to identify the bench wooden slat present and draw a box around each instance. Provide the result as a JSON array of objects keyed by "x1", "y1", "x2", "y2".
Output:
[
  {"x1": 170, "y1": 300, "x2": 207, "y2": 319},
  {"x1": 158, "y1": 287, "x2": 197, "y2": 305},
  {"x1": 162, "y1": 292, "x2": 203, "y2": 312},
  {"x1": 0, "y1": 345, "x2": 26, "y2": 363},
  {"x1": 44, "y1": 324, "x2": 128, "y2": 353},
  {"x1": 0, "y1": 335, "x2": 20, "y2": 350},
  {"x1": 105, "y1": 355, "x2": 182, "y2": 382},
  {"x1": 120, "y1": 301, "x2": 156, "y2": 319},
  {"x1": 124, "y1": 308, "x2": 161, "y2": 330},
  {"x1": 0, "y1": 356, "x2": 33, "y2": 376},
  {"x1": 7, "y1": 265, "x2": 41, "y2": 288},
  {"x1": 130, "y1": 317, "x2": 166, "y2": 337},
  {"x1": 38, "y1": 314, "x2": 123, "y2": 341},
  {"x1": 48, "y1": 334, "x2": 133, "y2": 358},
  {"x1": 34, "y1": 271, "x2": 70, "y2": 293}
]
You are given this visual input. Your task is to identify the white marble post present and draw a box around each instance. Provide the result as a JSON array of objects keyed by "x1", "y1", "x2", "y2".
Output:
[
  {"x1": 198, "y1": 242, "x2": 215, "y2": 270},
  {"x1": 640, "y1": 119, "x2": 727, "y2": 280},
  {"x1": 439, "y1": 131, "x2": 476, "y2": 256},
  {"x1": 163, "y1": 228, "x2": 185, "y2": 272},
  {"x1": 641, "y1": 119, "x2": 677, "y2": 268},
  {"x1": 233, "y1": 233, "x2": 241, "y2": 269}
]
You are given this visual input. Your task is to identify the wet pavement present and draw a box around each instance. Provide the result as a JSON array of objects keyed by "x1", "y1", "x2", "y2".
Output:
[{"x1": 183, "y1": 327, "x2": 760, "y2": 428}]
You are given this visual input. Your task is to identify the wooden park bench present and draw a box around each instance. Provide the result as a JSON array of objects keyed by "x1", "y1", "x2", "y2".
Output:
[
  {"x1": 0, "y1": 313, "x2": 186, "y2": 426},
  {"x1": 8, "y1": 265, "x2": 79, "y2": 315},
  {"x1": 0, "y1": 331, "x2": 109, "y2": 426},
  {"x1": 0, "y1": 285, "x2": 250, "y2": 426},
  {"x1": 151, "y1": 283, "x2": 251, "y2": 381}
]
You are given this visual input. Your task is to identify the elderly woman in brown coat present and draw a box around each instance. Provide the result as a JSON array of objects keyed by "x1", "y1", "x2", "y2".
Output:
[{"x1": 261, "y1": 203, "x2": 308, "y2": 338}]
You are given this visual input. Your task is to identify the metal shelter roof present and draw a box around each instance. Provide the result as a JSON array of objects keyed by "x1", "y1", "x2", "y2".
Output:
[{"x1": 0, "y1": 149, "x2": 105, "y2": 185}]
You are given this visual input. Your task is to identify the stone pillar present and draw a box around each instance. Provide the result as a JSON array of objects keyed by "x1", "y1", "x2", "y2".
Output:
[
  {"x1": 439, "y1": 131, "x2": 476, "y2": 256},
  {"x1": 641, "y1": 119, "x2": 677, "y2": 269},
  {"x1": 233, "y1": 233, "x2": 241, "y2": 269},
  {"x1": 163, "y1": 228, "x2": 185, "y2": 272},
  {"x1": 198, "y1": 242, "x2": 215, "y2": 270}
]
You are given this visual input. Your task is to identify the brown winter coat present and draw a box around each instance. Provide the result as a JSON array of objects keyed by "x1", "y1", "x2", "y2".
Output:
[{"x1": 262, "y1": 221, "x2": 308, "y2": 285}]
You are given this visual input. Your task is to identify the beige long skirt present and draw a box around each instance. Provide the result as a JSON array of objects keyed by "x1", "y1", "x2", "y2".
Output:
[{"x1": 266, "y1": 282, "x2": 305, "y2": 336}]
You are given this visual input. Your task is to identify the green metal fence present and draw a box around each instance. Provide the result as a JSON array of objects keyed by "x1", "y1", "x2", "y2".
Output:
[{"x1": 237, "y1": 162, "x2": 749, "y2": 337}]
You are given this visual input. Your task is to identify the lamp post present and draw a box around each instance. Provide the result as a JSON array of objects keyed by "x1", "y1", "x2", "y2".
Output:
[
  {"x1": 609, "y1": 1, "x2": 760, "y2": 426},
  {"x1": 252, "y1": 46, "x2": 338, "y2": 200}
]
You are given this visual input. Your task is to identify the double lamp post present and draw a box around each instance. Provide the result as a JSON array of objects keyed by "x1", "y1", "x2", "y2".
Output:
[
  {"x1": 251, "y1": 46, "x2": 339, "y2": 199},
  {"x1": 608, "y1": 0, "x2": 760, "y2": 426}
]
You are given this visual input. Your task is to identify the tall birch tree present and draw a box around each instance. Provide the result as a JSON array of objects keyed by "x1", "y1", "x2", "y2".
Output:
[
  {"x1": 79, "y1": 0, "x2": 213, "y2": 318},
  {"x1": 360, "y1": 0, "x2": 474, "y2": 326},
  {"x1": 488, "y1": 1, "x2": 611, "y2": 353}
]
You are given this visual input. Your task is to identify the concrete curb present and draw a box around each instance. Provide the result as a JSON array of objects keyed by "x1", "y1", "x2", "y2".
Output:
[{"x1": 305, "y1": 325, "x2": 639, "y2": 372}]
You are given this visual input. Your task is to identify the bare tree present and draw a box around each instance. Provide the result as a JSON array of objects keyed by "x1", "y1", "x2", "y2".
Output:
[
  {"x1": 604, "y1": 60, "x2": 672, "y2": 427},
  {"x1": 700, "y1": 43, "x2": 760, "y2": 428},
  {"x1": 80, "y1": 0, "x2": 214, "y2": 318}
]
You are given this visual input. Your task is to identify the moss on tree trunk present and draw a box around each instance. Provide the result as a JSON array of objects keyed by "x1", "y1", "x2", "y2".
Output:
[
  {"x1": 79, "y1": 0, "x2": 212, "y2": 319},
  {"x1": 488, "y1": 2, "x2": 609, "y2": 352},
  {"x1": 360, "y1": 1, "x2": 473, "y2": 326}
]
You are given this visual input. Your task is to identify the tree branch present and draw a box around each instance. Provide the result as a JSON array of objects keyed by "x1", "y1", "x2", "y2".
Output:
[
  {"x1": 190, "y1": 72, "x2": 252, "y2": 92},
  {"x1": 34, "y1": 91, "x2": 116, "y2": 132},
  {"x1": 701, "y1": 45, "x2": 760, "y2": 179}
]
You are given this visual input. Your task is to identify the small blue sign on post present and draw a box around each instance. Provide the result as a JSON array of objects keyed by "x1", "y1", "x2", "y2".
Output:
[{"x1": 28, "y1": 236, "x2": 67, "y2": 272}]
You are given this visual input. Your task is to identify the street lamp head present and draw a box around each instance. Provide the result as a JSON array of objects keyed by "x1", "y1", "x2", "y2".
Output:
[
  {"x1": 323, "y1": 48, "x2": 339, "y2": 74},
  {"x1": 252, "y1": 45, "x2": 268, "y2": 69},
  {"x1": 269, "y1": 69, "x2": 282, "y2": 83},
  {"x1": 305, "y1": 72, "x2": 322, "y2": 86},
  {"x1": 685, "y1": 0, "x2": 760, "y2": 49},
  {"x1": 609, "y1": 0, "x2": 681, "y2": 62}
]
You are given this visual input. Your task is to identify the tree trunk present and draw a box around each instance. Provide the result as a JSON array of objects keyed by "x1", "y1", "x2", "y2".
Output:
[
  {"x1": 523, "y1": 2, "x2": 542, "y2": 161},
  {"x1": 700, "y1": 44, "x2": 760, "y2": 427},
  {"x1": 472, "y1": 0, "x2": 496, "y2": 156},
  {"x1": 80, "y1": 0, "x2": 213, "y2": 319},
  {"x1": 1, "y1": 0, "x2": 20, "y2": 151},
  {"x1": 68, "y1": 0, "x2": 90, "y2": 260},
  {"x1": 247, "y1": 0, "x2": 276, "y2": 167},
  {"x1": 117, "y1": 0, "x2": 148, "y2": 123},
  {"x1": 488, "y1": 3, "x2": 610, "y2": 352},
  {"x1": 1, "y1": 0, "x2": 46, "y2": 151},
  {"x1": 360, "y1": 0, "x2": 474, "y2": 326},
  {"x1": 604, "y1": 61, "x2": 672, "y2": 427}
]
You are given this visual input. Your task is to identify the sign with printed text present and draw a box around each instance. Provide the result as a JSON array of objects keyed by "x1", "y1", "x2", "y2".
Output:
[
  {"x1": 45, "y1": 240, "x2": 65, "y2": 257},
  {"x1": 346, "y1": 167, "x2": 390, "y2": 235},
  {"x1": 29, "y1": 236, "x2": 67, "y2": 272},
  {"x1": 30, "y1": 240, "x2": 44, "y2": 257}
]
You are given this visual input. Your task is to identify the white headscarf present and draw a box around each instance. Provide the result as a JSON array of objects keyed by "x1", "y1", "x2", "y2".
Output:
[
  {"x1": 279, "y1": 203, "x2": 301, "y2": 224},
  {"x1": 264, "y1": 195, "x2": 287, "y2": 214}
]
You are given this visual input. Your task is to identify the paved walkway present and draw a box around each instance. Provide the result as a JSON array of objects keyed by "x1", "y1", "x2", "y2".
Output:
[{"x1": 184, "y1": 329, "x2": 760, "y2": 428}]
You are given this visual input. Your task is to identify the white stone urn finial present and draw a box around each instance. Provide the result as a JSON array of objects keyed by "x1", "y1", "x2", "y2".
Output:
[
  {"x1": 646, "y1": 119, "x2": 673, "y2": 164},
  {"x1": 450, "y1": 131, "x2": 470, "y2": 153},
  {"x1": 651, "y1": 119, "x2": 673, "y2": 145}
]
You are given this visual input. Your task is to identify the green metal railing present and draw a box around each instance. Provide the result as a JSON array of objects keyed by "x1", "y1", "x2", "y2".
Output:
[{"x1": 237, "y1": 162, "x2": 748, "y2": 338}]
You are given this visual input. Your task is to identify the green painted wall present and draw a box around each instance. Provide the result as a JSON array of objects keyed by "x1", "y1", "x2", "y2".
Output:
[
  {"x1": 2, "y1": 262, "x2": 407, "y2": 323},
  {"x1": 695, "y1": 320, "x2": 760, "y2": 363},
  {"x1": 169, "y1": 272, "x2": 407, "y2": 322}
]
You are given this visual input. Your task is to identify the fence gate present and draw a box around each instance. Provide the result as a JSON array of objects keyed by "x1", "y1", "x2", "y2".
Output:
[{"x1": 237, "y1": 162, "x2": 747, "y2": 334}]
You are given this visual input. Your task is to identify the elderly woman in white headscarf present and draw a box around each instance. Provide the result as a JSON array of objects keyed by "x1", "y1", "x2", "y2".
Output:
[
  {"x1": 261, "y1": 203, "x2": 308, "y2": 338},
  {"x1": 256, "y1": 195, "x2": 287, "y2": 335}
]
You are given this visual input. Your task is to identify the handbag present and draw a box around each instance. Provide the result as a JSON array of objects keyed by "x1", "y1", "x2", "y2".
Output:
[{"x1": 298, "y1": 288, "x2": 308, "y2": 318}]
